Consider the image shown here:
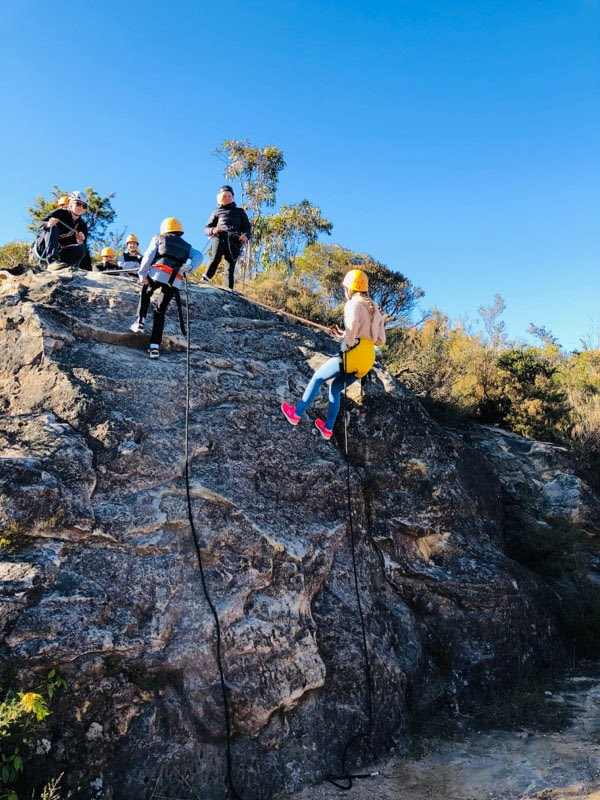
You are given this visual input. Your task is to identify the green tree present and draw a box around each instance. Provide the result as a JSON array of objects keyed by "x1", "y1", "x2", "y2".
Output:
[
  {"x1": 261, "y1": 200, "x2": 332, "y2": 279},
  {"x1": 496, "y1": 347, "x2": 569, "y2": 440},
  {"x1": 26, "y1": 187, "x2": 117, "y2": 246},
  {"x1": 214, "y1": 140, "x2": 286, "y2": 278},
  {"x1": 214, "y1": 140, "x2": 285, "y2": 218},
  {"x1": 297, "y1": 242, "x2": 423, "y2": 323}
]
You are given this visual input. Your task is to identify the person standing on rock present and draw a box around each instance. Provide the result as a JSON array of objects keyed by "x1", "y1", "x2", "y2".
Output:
[
  {"x1": 129, "y1": 217, "x2": 204, "y2": 359},
  {"x1": 202, "y1": 185, "x2": 251, "y2": 290},
  {"x1": 281, "y1": 269, "x2": 386, "y2": 440},
  {"x1": 35, "y1": 190, "x2": 90, "y2": 271}
]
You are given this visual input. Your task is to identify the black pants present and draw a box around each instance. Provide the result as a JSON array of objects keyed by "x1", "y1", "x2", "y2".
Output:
[
  {"x1": 36, "y1": 226, "x2": 87, "y2": 267},
  {"x1": 137, "y1": 278, "x2": 176, "y2": 346},
  {"x1": 205, "y1": 236, "x2": 241, "y2": 289}
]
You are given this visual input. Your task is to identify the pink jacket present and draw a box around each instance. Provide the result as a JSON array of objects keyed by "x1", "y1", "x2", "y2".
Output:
[{"x1": 343, "y1": 294, "x2": 386, "y2": 348}]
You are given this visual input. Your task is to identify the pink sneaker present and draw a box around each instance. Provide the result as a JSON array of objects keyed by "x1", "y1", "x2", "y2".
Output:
[
  {"x1": 281, "y1": 402, "x2": 301, "y2": 426},
  {"x1": 315, "y1": 419, "x2": 333, "y2": 440}
]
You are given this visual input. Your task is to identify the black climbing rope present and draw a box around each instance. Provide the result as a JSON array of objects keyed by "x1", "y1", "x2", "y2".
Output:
[
  {"x1": 183, "y1": 277, "x2": 242, "y2": 800},
  {"x1": 326, "y1": 366, "x2": 376, "y2": 791}
]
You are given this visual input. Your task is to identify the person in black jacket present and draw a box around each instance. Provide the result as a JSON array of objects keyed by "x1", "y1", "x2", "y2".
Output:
[
  {"x1": 203, "y1": 185, "x2": 251, "y2": 289},
  {"x1": 35, "y1": 190, "x2": 90, "y2": 271}
]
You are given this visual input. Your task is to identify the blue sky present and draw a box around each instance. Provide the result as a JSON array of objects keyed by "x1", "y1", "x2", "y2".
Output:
[{"x1": 1, "y1": 0, "x2": 598, "y2": 350}]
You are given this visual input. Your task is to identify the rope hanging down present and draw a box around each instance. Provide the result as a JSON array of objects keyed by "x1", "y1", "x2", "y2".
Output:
[
  {"x1": 183, "y1": 278, "x2": 242, "y2": 800},
  {"x1": 327, "y1": 366, "x2": 377, "y2": 791}
]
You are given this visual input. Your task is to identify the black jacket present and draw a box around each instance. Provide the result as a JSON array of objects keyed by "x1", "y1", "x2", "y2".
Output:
[
  {"x1": 41, "y1": 209, "x2": 89, "y2": 249},
  {"x1": 204, "y1": 202, "x2": 251, "y2": 239}
]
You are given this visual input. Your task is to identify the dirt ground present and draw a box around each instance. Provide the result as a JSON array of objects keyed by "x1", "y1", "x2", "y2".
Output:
[{"x1": 292, "y1": 674, "x2": 600, "y2": 800}]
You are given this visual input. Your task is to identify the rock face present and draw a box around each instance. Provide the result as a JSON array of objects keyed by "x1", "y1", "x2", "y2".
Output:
[{"x1": 0, "y1": 270, "x2": 598, "y2": 799}]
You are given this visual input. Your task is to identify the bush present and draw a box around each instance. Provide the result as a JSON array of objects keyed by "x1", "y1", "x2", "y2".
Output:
[
  {"x1": 0, "y1": 243, "x2": 30, "y2": 271},
  {"x1": 507, "y1": 517, "x2": 588, "y2": 579},
  {"x1": 0, "y1": 671, "x2": 67, "y2": 800}
]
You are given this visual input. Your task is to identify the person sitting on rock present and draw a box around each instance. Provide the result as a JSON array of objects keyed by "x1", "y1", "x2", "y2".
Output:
[
  {"x1": 35, "y1": 190, "x2": 90, "y2": 271},
  {"x1": 203, "y1": 185, "x2": 251, "y2": 290},
  {"x1": 93, "y1": 247, "x2": 117, "y2": 272},
  {"x1": 281, "y1": 269, "x2": 386, "y2": 440},
  {"x1": 129, "y1": 217, "x2": 204, "y2": 359},
  {"x1": 119, "y1": 234, "x2": 142, "y2": 268}
]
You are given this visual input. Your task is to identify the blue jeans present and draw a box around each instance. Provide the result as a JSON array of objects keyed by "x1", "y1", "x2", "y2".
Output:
[{"x1": 294, "y1": 356, "x2": 358, "y2": 430}]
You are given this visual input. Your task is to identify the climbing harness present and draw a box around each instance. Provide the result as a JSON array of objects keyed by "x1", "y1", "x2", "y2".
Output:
[
  {"x1": 182, "y1": 277, "x2": 242, "y2": 800},
  {"x1": 326, "y1": 355, "x2": 376, "y2": 791},
  {"x1": 33, "y1": 217, "x2": 88, "y2": 269},
  {"x1": 340, "y1": 338, "x2": 376, "y2": 379}
]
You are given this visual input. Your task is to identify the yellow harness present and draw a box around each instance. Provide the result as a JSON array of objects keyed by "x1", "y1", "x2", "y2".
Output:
[{"x1": 341, "y1": 337, "x2": 375, "y2": 379}]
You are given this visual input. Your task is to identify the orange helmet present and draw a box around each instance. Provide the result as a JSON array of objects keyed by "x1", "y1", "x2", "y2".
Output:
[
  {"x1": 343, "y1": 269, "x2": 368, "y2": 292},
  {"x1": 160, "y1": 217, "x2": 184, "y2": 235}
]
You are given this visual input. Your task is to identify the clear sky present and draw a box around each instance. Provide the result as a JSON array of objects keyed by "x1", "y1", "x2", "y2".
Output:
[{"x1": 1, "y1": 0, "x2": 598, "y2": 351}]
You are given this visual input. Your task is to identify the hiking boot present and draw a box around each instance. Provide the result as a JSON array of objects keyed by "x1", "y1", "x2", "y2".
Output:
[
  {"x1": 281, "y1": 402, "x2": 301, "y2": 426},
  {"x1": 47, "y1": 261, "x2": 69, "y2": 272},
  {"x1": 315, "y1": 419, "x2": 333, "y2": 440},
  {"x1": 130, "y1": 321, "x2": 145, "y2": 333},
  {"x1": 200, "y1": 274, "x2": 212, "y2": 284},
  {"x1": 148, "y1": 346, "x2": 160, "y2": 359}
]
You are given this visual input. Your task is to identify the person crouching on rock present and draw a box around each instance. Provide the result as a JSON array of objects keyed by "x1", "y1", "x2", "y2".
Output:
[
  {"x1": 119, "y1": 235, "x2": 142, "y2": 268},
  {"x1": 93, "y1": 247, "x2": 117, "y2": 272},
  {"x1": 36, "y1": 190, "x2": 90, "y2": 271},
  {"x1": 129, "y1": 217, "x2": 204, "y2": 359},
  {"x1": 281, "y1": 269, "x2": 386, "y2": 440},
  {"x1": 203, "y1": 185, "x2": 251, "y2": 290}
]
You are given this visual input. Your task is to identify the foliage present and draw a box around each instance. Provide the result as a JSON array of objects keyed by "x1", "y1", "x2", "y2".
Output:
[
  {"x1": 0, "y1": 670, "x2": 67, "y2": 800},
  {"x1": 91, "y1": 226, "x2": 128, "y2": 259},
  {"x1": 0, "y1": 243, "x2": 30, "y2": 271},
  {"x1": 506, "y1": 517, "x2": 588, "y2": 579},
  {"x1": 479, "y1": 293, "x2": 507, "y2": 348},
  {"x1": 495, "y1": 348, "x2": 568, "y2": 440},
  {"x1": 0, "y1": 524, "x2": 28, "y2": 553},
  {"x1": 506, "y1": 516, "x2": 600, "y2": 659},
  {"x1": 242, "y1": 273, "x2": 338, "y2": 328},
  {"x1": 261, "y1": 201, "x2": 332, "y2": 278},
  {"x1": 26, "y1": 186, "x2": 117, "y2": 246},
  {"x1": 214, "y1": 140, "x2": 285, "y2": 218},
  {"x1": 214, "y1": 140, "x2": 285, "y2": 278},
  {"x1": 386, "y1": 297, "x2": 600, "y2": 458},
  {"x1": 296, "y1": 242, "x2": 424, "y2": 323}
]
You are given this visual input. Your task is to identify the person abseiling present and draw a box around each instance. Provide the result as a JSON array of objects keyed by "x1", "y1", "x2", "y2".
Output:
[
  {"x1": 119, "y1": 234, "x2": 142, "y2": 267},
  {"x1": 203, "y1": 185, "x2": 251, "y2": 290},
  {"x1": 130, "y1": 217, "x2": 204, "y2": 359},
  {"x1": 36, "y1": 190, "x2": 90, "y2": 271},
  {"x1": 56, "y1": 195, "x2": 69, "y2": 210},
  {"x1": 93, "y1": 247, "x2": 117, "y2": 272},
  {"x1": 281, "y1": 269, "x2": 386, "y2": 440}
]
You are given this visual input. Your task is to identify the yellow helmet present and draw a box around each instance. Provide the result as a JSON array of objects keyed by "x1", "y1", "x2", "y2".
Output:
[
  {"x1": 125, "y1": 234, "x2": 139, "y2": 245},
  {"x1": 57, "y1": 195, "x2": 69, "y2": 206},
  {"x1": 160, "y1": 217, "x2": 184, "y2": 235},
  {"x1": 100, "y1": 247, "x2": 116, "y2": 258},
  {"x1": 343, "y1": 269, "x2": 368, "y2": 292}
]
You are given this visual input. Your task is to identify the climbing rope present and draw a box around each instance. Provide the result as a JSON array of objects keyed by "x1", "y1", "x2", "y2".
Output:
[
  {"x1": 182, "y1": 278, "x2": 242, "y2": 800},
  {"x1": 326, "y1": 363, "x2": 376, "y2": 791}
]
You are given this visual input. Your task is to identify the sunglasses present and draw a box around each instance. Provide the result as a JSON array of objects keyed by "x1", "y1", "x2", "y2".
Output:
[{"x1": 75, "y1": 201, "x2": 88, "y2": 209}]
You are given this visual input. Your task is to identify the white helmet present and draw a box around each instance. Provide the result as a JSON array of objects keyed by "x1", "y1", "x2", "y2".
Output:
[{"x1": 69, "y1": 190, "x2": 88, "y2": 205}]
